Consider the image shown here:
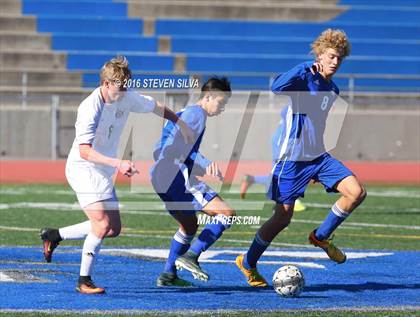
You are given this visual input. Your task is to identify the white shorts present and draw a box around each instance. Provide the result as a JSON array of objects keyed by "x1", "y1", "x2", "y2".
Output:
[{"x1": 65, "y1": 162, "x2": 118, "y2": 209}]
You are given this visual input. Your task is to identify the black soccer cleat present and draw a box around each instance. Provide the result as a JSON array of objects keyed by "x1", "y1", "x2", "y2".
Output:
[{"x1": 40, "y1": 228, "x2": 61, "y2": 263}]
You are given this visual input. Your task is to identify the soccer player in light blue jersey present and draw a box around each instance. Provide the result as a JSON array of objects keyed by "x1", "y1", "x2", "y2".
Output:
[
  {"x1": 151, "y1": 77, "x2": 234, "y2": 286},
  {"x1": 236, "y1": 29, "x2": 367, "y2": 287},
  {"x1": 239, "y1": 116, "x2": 306, "y2": 212}
]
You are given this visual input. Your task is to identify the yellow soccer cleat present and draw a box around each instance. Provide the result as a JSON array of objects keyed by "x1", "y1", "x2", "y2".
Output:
[
  {"x1": 308, "y1": 230, "x2": 346, "y2": 264},
  {"x1": 235, "y1": 254, "x2": 268, "y2": 287},
  {"x1": 294, "y1": 199, "x2": 306, "y2": 212}
]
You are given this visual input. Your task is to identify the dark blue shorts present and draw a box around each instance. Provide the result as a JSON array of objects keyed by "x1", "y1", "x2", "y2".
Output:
[
  {"x1": 151, "y1": 161, "x2": 217, "y2": 215},
  {"x1": 267, "y1": 153, "x2": 353, "y2": 204}
]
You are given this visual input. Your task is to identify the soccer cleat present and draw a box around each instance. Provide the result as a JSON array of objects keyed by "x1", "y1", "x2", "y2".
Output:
[
  {"x1": 308, "y1": 230, "x2": 346, "y2": 264},
  {"x1": 156, "y1": 272, "x2": 193, "y2": 287},
  {"x1": 40, "y1": 228, "x2": 60, "y2": 263},
  {"x1": 240, "y1": 175, "x2": 254, "y2": 199},
  {"x1": 235, "y1": 254, "x2": 268, "y2": 287},
  {"x1": 175, "y1": 253, "x2": 209, "y2": 281},
  {"x1": 294, "y1": 199, "x2": 306, "y2": 212},
  {"x1": 76, "y1": 278, "x2": 105, "y2": 294}
]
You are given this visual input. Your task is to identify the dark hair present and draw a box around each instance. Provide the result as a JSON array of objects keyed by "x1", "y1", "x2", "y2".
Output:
[{"x1": 200, "y1": 76, "x2": 231, "y2": 98}]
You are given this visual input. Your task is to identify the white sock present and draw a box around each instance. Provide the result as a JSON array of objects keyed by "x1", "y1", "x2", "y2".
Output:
[
  {"x1": 80, "y1": 233, "x2": 102, "y2": 277},
  {"x1": 59, "y1": 221, "x2": 91, "y2": 240}
]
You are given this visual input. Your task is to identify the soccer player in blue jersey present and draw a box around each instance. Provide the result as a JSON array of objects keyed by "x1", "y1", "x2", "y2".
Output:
[
  {"x1": 236, "y1": 29, "x2": 367, "y2": 287},
  {"x1": 151, "y1": 77, "x2": 234, "y2": 286},
  {"x1": 239, "y1": 120, "x2": 306, "y2": 212}
]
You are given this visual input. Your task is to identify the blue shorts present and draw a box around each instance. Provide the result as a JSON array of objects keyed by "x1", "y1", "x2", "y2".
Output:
[
  {"x1": 268, "y1": 153, "x2": 353, "y2": 205},
  {"x1": 151, "y1": 161, "x2": 217, "y2": 215}
]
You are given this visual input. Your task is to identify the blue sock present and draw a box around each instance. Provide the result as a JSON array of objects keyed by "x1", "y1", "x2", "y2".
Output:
[
  {"x1": 164, "y1": 230, "x2": 194, "y2": 274},
  {"x1": 315, "y1": 203, "x2": 350, "y2": 241},
  {"x1": 190, "y1": 215, "x2": 230, "y2": 257},
  {"x1": 243, "y1": 232, "x2": 271, "y2": 269},
  {"x1": 254, "y1": 175, "x2": 269, "y2": 185}
]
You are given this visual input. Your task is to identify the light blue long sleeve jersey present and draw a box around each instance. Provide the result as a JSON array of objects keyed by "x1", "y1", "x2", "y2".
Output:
[
  {"x1": 271, "y1": 61, "x2": 340, "y2": 162},
  {"x1": 152, "y1": 105, "x2": 211, "y2": 176}
]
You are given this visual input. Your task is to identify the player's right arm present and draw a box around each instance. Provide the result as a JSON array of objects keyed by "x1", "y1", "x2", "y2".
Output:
[
  {"x1": 74, "y1": 99, "x2": 137, "y2": 177},
  {"x1": 78, "y1": 144, "x2": 137, "y2": 177}
]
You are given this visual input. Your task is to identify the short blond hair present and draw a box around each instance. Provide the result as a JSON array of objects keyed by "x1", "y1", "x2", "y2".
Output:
[
  {"x1": 100, "y1": 55, "x2": 131, "y2": 85},
  {"x1": 311, "y1": 29, "x2": 351, "y2": 58}
]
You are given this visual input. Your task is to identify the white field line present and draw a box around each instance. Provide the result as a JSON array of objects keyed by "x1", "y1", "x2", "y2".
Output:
[
  {"x1": 0, "y1": 189, "x2": 74, "y2": 196},
  {"x1": 250, "y1": 224, "x2": 364, "y2": 231},
  {"x1": 0, "y1": 272, "x2": 14, "y2": 282},
  {"x1": 291, "y1": 219, "x2": 420, "y2": 230},
  {"x1": 360, "y1": 190, "x2": 420, "y2": 199},
  {"x1": 257, "y1": 216, "x2": 420, "y2": 231},
  {"x1": 304, "y1": 202, "x2": 420, "y2": 213},
  {"x1": 228, "y1": 188, "x2": 420, "y2": 199},
  {"x1": 2, "y1": 199, "x2": 420, "y2": 214},
  {"x1": 1, "y1": 187, "x2": 419, "y2": 198},
  {"x1": 1, "y1": 308, "x2": 420, "y2": 315},
  {"x1": 101, "y1": 248, "x2": 392, "y2": 267},
  {"x1": 102, "y1": 248, "x2": 325, "y2": 269},
  {"x1": 1, "y1": 202, "x2": 419, "y2": 231},
  {"x1": 99, "y1": 247, "x2": 394, "y2": 261},
  {"x1": 0, "y1": 226, "x2": 39, "y2": 232},
  {"x1": 2, "y1": 226, "x2": 310, "y2": 249}
]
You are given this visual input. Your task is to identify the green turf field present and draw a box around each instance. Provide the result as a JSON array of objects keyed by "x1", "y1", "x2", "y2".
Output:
[
  {"x1": 0, "y1": 183, "x2": 419, "y2": 317},
  {"x1": 1, "y1": 183, "x2": 419, "y2": 250}
]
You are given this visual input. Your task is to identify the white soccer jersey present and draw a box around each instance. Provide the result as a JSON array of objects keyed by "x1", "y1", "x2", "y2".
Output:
[{"x1": 67, "y1": 87, "x2": 156, "y2": 176}]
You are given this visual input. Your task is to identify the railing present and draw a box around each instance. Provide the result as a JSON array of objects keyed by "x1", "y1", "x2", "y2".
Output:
[
  {"x1": 8, "y1": 70, "x2": 420, "y2": 109},
  {"x1": 2, "y1": 71, "x2": 419, "y2": 160}
]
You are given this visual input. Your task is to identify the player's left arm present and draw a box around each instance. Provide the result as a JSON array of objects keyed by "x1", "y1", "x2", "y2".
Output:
[
  {"x1": 190, "y1": 152, "x2": 223, "y2": 181},
  {"x1": 205, "y1": 161, "x2": 223, "y2": 181}
]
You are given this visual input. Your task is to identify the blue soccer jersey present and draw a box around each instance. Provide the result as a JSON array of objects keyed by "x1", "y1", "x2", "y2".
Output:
[
  {"x1": 271, "y1": 107, "x2": 287, "y2": 162},
  {"x1": 271, "y1": 61, "x2": 340, "y2": 162},
  {"x1": 151, "y1": 105, "x2": 217, "y2": 214},
  {"x1": 268, "y1": 62, "x2": 352, "y2": 204},
  {"x1": 153, "y1": 105, "x2": 210, "y2": 175}
]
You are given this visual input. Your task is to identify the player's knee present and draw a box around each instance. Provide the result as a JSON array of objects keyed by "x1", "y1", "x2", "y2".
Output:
[
  {"x1": 180, "y1": 219, "x2": 198, "y2": 236},
  {"x1": 92, "y1": 219, "x2": 111, "y2": 238},
  {"x1": 350, "y1": 185, "x2": 367, "y2": 205},
  {"x1": 359, "y1": 186, "x2": 367, "y2": 203},
  {"x1": 107, "y1": 224, "x2": 122, "y2": 238},
  {"x1": 280, "y1": 216, "x2": 292, "y2": 227},
  {"x1": 184, "y1": 223, "x2": 198, "y2": 236},
  {"x1": 272, "y1": 206, "x2": 293, "y2": 227}
]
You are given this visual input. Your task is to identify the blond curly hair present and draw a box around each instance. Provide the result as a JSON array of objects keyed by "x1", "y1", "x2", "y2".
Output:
[
  {"x1": 311, "y1": 29, "x2": 351, "y2": 58},
  {"x1": 100, "y1": 55, "x2": 131, "y2": 85}
]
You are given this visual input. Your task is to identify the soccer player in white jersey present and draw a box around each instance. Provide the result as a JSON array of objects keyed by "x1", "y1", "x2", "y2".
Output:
[{"x1": 40, "y1": 56, "x2": 193, "y2": 294}]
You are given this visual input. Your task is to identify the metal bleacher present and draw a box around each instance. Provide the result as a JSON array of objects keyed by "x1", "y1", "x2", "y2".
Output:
[{"x1": 0, "y1": 0, "x2": 419, "y2": 108}]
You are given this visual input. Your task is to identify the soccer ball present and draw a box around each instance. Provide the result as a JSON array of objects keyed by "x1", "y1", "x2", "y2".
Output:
[{"x1": 272, "y1": 265, "x2": 305, "y2": 297}]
